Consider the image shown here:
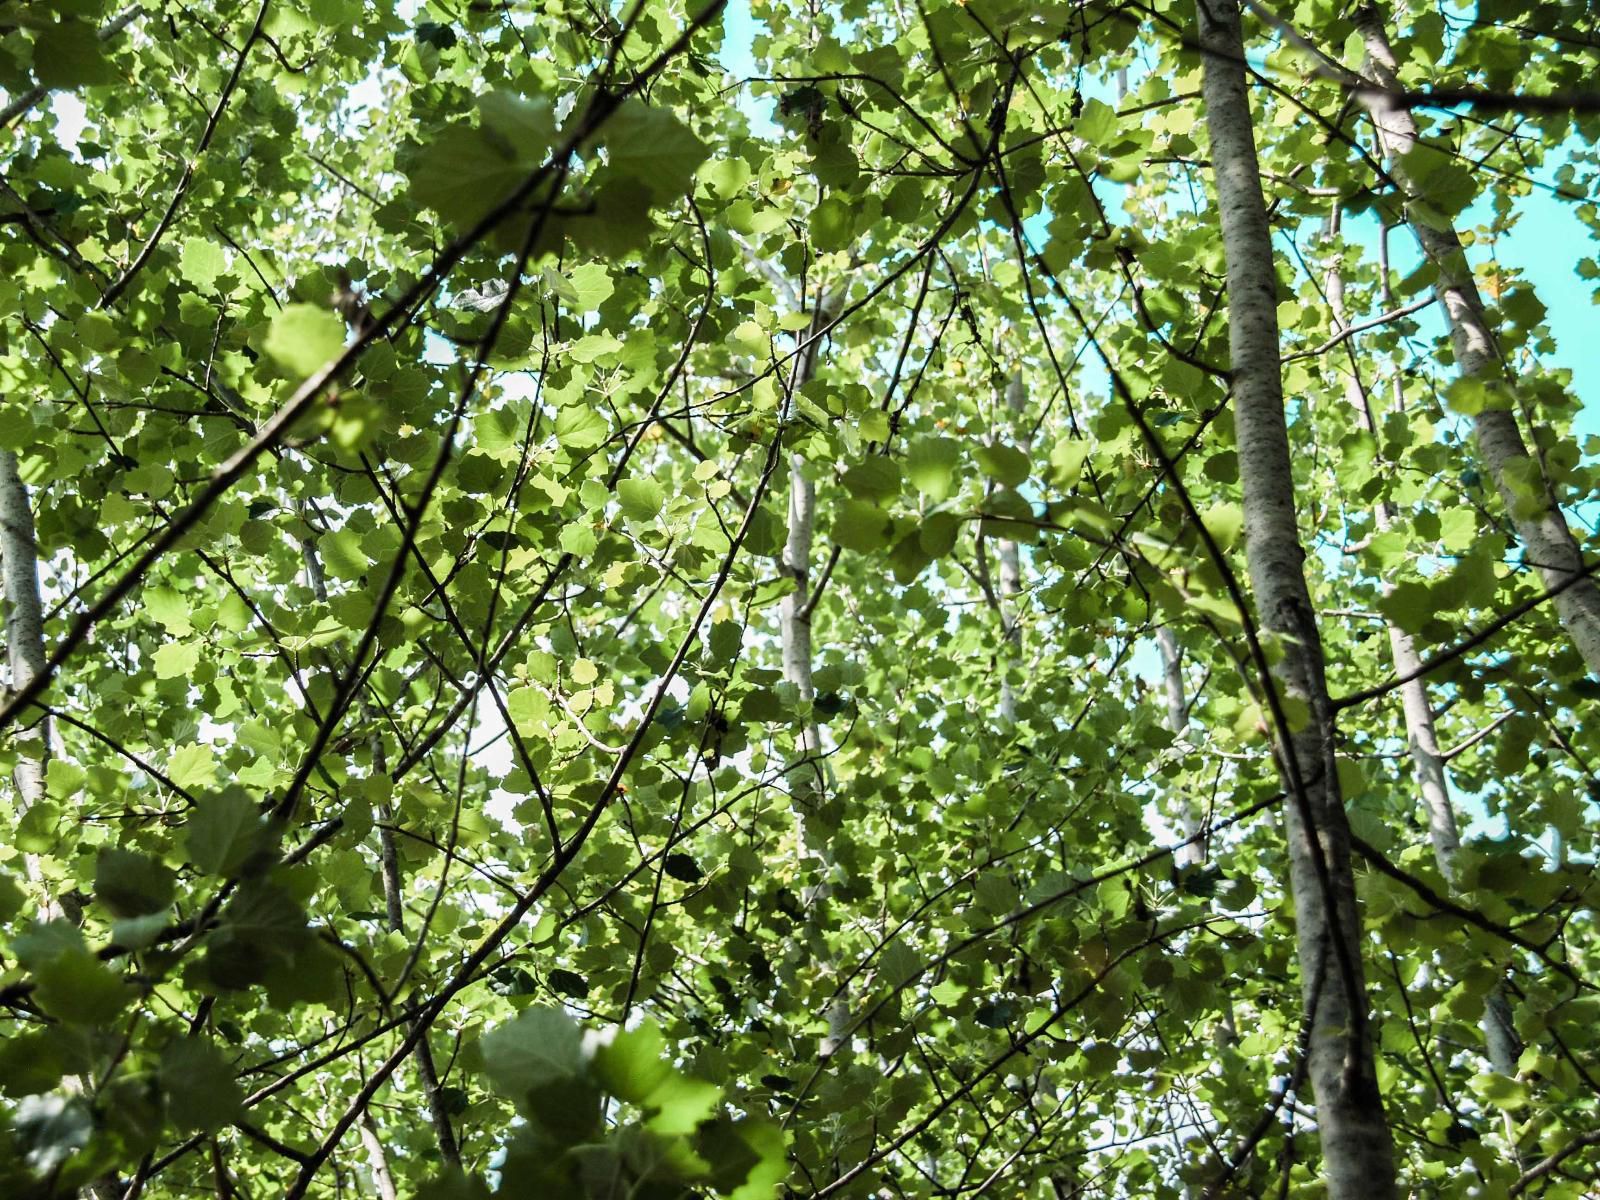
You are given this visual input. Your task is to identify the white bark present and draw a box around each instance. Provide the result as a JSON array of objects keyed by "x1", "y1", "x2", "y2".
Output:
[
  {"x1": 1198, "y1": 3, "x2": 1398, "y2": 1195},
  {"x1": 779, "y1": 293, "x2": 848, "y2": 1055},
  {"x1": 1353, "y1": 3, "x2": 1600, "y2": 674},
  {"x1": 1326, "y1": 217, "x2": 1521, "y2": 1086},
  {"x1": 1, "y1": 449, "x2": 50, "y2": 810},
  {"x1": 1155, "y1": 627, "x2": 1204, "y2": 869},
  {"x1": 3, "y1": 454, "x2": 120, "y2": 1200},
  {"x1": 1323, "y1": 217, "x2": 1458, "y2": 879},
  {"x1": 359, "y1": 1115, "x2": 399, "y2": 1200},
  {"x1": 780, "y1": 298, "x2": 839, "y2": 805}
]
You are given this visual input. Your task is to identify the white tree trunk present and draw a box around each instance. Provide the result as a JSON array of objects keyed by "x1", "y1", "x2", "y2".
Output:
[
  {"x1": 359, "y1": 1114, "x2": 399, "y2": 1200},
  {"x1": 780, "y1": 298, "x2": 839, "y2": 803},
  {"x1": 1, "y1": 449, "x2": 49, "y2": 811},
  {"x1": 1323, "y1": 216, "x2": 1459, "y2": 878},
  {"x1": 779, "y1": 293, "x2": 848, "y2": 1055},
  {"x1": 1326, "y1": 215, "x2": 1521, "y2": 1086},
  {"x1": 1198, "y1": 3, "x2": 1398, "y2": 1195},
  {"x1": 3, "y1": 451, "x2": 121, "y2": 1200},
  {"x1": 1353, "y1": 3, "x2": 1600, "y2": 674},
  {"x1": 1155, "y1": 627, "x2": 1204, "y2": 869}
]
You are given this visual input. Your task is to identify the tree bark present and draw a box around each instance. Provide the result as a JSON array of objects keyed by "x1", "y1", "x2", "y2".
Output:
[
  {"x1": 359, "y1": 1114, "x2": 399, "y2": 1200},
  {"x1": 1323, "y1": 214, "x2": 1458, "y2": 879},
  {"x1": 780, "y1": 298, "x2": 839, "y2": 804},
  {"x1": 1352, "y1": 2, "x2": 1600, "y2": 674},
  {"x1": 1155, "y1": 627, "x2": 1204, "y2": 869},
  {"x1": 1327, "y1": 213, "x2": 1521, "y2": 1084},
  {"x1": 3, "y1": 451, "x2": 121, "y2": 1200},
  {"x1": 779, "y1": 292, "x2": 848, "y2": 1055},
  {"x1": 1, "y1": 449, "x2": 50, "y2": 812},
  {"x1": 1197, "y1": 3, "x2": 1398, "y2": 1195}
]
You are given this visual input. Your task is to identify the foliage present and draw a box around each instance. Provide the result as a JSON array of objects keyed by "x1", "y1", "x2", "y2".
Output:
[{"x1": 0, "y1": 0, "x2": 1598, "y2": 1197}]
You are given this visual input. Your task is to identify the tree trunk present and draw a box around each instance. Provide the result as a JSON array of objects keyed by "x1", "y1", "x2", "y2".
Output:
[
  {"x1": 1, "y1": 449, "x2": 50, "y2": 813},
  {"x1": 1327, "y1": 213, "x2": 1521, "y2": 1085},
  {"x1": 1352, "y1": 2, "x2": 1600, "y2": 674},
  {"x1": 359, "y1": 1114, "x2": 399, "y2": 1200},
  {"x1": 1155, "y1": 627, "x2": 1204, "y2": 869},
  {"x1": 2, "y1": 451, "x2": 120, "y2": 1200},
  {"x1": 779, "y1": 293, "x2": 848, "y2": 1055},
  {"x1": 1322, "y1": 214, "x2": 1459, "y2": 879},
  {"x1": 1197, "y1": 3, "x2": 1398, "y2": 1195}
]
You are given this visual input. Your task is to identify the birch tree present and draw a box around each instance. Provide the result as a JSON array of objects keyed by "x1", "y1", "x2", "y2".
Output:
[
  {"x1": 1, "y1": 1, "x2": 1597, "y2": 1197},
  {"x1": 1197, "y1": 1, "x2": 1397, "y2": 1192}
]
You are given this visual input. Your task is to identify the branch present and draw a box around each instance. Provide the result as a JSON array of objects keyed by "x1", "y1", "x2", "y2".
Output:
[
  {"x1": 1334, "y1": 555, "x2": 1600, "y2": 711},
  {"x1": 100, "y1": 0, "x2": 271, "y2": 307},
  {"x1": 0, "y1": 7, "x2": 141, "y2": 129},
  {"x1": 1280, "y1": 295, "x2": 1435, "y2": 362}
]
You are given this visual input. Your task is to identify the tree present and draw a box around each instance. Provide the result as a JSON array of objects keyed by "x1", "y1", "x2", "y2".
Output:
[{"x1": 2, "y1": 1, "x2": 1598, "y2": 1197}]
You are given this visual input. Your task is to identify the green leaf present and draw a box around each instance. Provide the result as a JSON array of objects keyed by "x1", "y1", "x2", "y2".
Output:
[
  {"x1": 263, "y1": 304, "x2": 346, "y2": 378},
  {"x1": 563, "y1": 262, "x2": 614, "y2": 312},
  {"x1": 146, "y1": 587, "x2": 193, "y2": 636},
  {"x1": 811, "y1": 196, "x2": 855, "y2": 251},
  {"x1": 478, "y1": 91, "x2": 556, "y2": 159},
  {"x1": 94, "y1": 848, "x2": 175, "y2": 918},
  {"x1": 161, "y1": 1039, "x2": 244, "y2": 1134},
  {"x1": 152, "y1": 641, "x2": 199, "y2": 680},
  {"x1": 618, "y1": 478, "x2": 665, "y2": 521},
  {"x1": 592, "y1": 1021, "x2": 673, "y2": 1103},
  {"x1": 318, "y1": 528, "x2": 370, "y2": 581},
  {"x1": 481, "y1": 1008, "x2": 602, "y2": 1141},
  {"x1": 34, "y1": 20, "x2": 118, "y2": 87},
  {"x1": 555, "y1": 404, "x2": 608, "y2": 450},
  {"x1": 906, "y1": 436, "x2": 961, "y2": 501},
  {"x1": 975, "y1": 442, "x2": 1029, "y2": 487},
  {"x1": 35, "y1": 947, "x2": 132, "y2": 1025},
  {"x1": 646, "y1": 1073, "x2": 722, "y2": 1136},
  {"x1": 166, "y1": 742, "x2": 219, "y2": 791},
  {"x1": 179, "y1": 238, "x2": 226, "y2": 291},
  {"x1": 403, "y1": 127, "x2": 490, "y2": 206},
  {"x1": 917, "y1": 512, "x2": 960, "y2": 558},
  {"x1": 186, "y1": 789, "x2": 266, "y2": 877},
  {"x1": 480, "y1": 1007, "x2": 586, "y2": 1100},
  {"x1": 727, "y1": 1118, "x2": 788, "y2": 1200},
  {"x1": 833, "y1": 499, "x2": 894, "y2": 553},
  {"x1": 841, "y1": 458, "x2": 900, "y2": 501},
  {"x1": 603, "y1": 102, "x2": 708, "y2": 201}
]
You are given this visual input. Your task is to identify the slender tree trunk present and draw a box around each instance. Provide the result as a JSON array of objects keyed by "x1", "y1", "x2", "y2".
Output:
[
  {"x1": 3, "y1": 451, "x2": 119, "y2": 1200},
  {"x1": 1155, "y1": 627, "x2": 1204, "y2": 869},
  {"x1": 1327, "y1": 214, "x2": 1522, "y2": 1086},
  {"x1": 1323, "y1": 214, "x2": 1458, "y2": 877},
  {"x1": 359, "y1": 1115, "x2": 399, "y2": 1200},
  {"x1": 1, "y1": 449, "x2": 50, "y2": 813},
  {"x1": 779, "y1": 293, "x2": 848, "y2": 1055},
  {"x1": 1352, "y1": 3, "x2": 1600, "y2": 673},
  {"x1": 1197, "y1": 3, "x2": 1398, "y2": 1195},
  {"x1": 780, "y1": 297, "x2": 839, "y2": 802}
]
